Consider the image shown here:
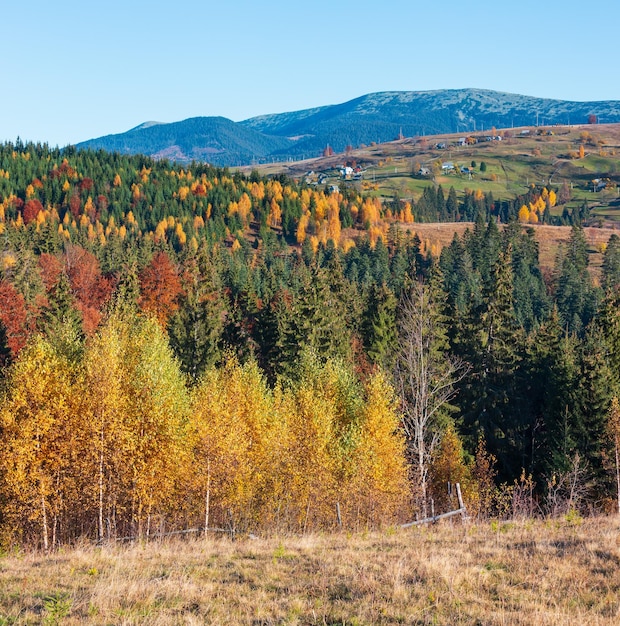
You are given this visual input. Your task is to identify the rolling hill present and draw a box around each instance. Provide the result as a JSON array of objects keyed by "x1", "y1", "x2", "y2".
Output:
[{"x1": 76, "y1": 89, "x2": 620, "y2": 165}]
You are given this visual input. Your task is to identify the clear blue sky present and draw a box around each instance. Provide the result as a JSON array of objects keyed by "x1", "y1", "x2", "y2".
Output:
[{"x1": 2, "y1": 0, "x2": 618, "y2": 147}]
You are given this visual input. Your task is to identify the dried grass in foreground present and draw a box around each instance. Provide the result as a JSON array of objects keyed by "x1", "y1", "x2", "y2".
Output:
[{"x1": 1, "y1": 516, "x2": 619, "y2": 625}]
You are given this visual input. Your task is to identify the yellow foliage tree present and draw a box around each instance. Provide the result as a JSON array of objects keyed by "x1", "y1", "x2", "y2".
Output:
[
  {"x1": 296, "y1": 212, "x2": 310, "y2": 244},
  {"x1": 0, "y1": 336, "x2": 83, "y2": 549},
  {"x1": 122, "y1": 316, "x2": 190, "y2": 538},
  {"x1": 250, "y1": 181, "x2": 265, "y2": 201},
  {"x1": 189, "y1": 358, "x2": 285, "y2": 532},
  {"x1": 237, "y1": 192, "x2": 252, "y2": 226},
  {"x1": 518, "y1": 205, "x2": 530, "y2": 223},
  {"x1": 346, "y1": 371, "x2": 410, "y2": 526},
  {"x1": 428, "y1": 424, "x2": 473, "y2": 514},
  {"x1": 269, "y1": 197, "x2": 282, "y2": 228},
  {"x1": 402, "y1": 201, "x2": 414, "y2": 224},
  {"x1": 83, "y1": 316, "x2": 132, "y2": 542}
]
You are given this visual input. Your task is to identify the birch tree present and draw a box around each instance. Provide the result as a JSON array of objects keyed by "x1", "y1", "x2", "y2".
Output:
[{"x1": 395, "y1": 278, "x2": 468, "y2": 518}]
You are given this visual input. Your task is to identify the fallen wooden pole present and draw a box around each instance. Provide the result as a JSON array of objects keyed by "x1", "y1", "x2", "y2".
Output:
[{"x1": 400, "y1": 507, "x2": 467, "y2": 528}]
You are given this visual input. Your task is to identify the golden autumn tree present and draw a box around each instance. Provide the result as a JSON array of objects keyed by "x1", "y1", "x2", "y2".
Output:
[
  {"x1": 284, "y1": 363, "x2": 339, "y2": 530},
  {"x1": 428, "y1": 423, "x2": 472, "y2": 514},
  {"x1": 326, "y1": 195, "x2": 342, "y2": 245},
  {"x1": 518, "y1": 205, "x2": 530, "y2": 223},
  {"x1": 121, "y1": 315, "x2": 190, "y2": 538},
  {"x1": 82, "y1": 314, "x2": 133, "y2": 542},
  {"x1": 548, "y1": 189, "x2": 557, "y2": 207},
  {"x1": 402, "y1": 201, "x2": 414, "y2": 223},
  {"x1": 269, "y1": 197, "x2": 282, "y2": 229},
  {"x1": 0, "y1": 335, "x2": 84, "y2": 549},
  {"x1": 296, "y1": 211, "x2": 310, "y2": 244},
  {"x1": 283, "y1": 352, "x2": 370, "y2": 530},
  {"x1": 346, "y1": 370, "x2": 410, "y2": 527},
  {"x1": 188, "y1": 356, "x2": 285, "y2": 532}
]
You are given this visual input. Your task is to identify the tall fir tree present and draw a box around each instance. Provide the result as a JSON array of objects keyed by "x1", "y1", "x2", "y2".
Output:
[
  {"x1": 37, "y1": 271, "x2": 84, "y2": 362},
  {"x1": 555, "y1": 224, "x2": 598, "y2": 335}
]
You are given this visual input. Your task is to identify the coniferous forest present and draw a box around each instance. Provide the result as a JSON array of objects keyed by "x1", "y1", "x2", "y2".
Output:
[{"x1": 1, "y1": 142, "x2": 620, "y2": 549}]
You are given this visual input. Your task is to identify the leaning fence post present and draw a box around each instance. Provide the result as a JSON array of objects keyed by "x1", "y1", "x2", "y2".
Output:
[{"x1": 455, "y1": 482, "x2": 467, "y2": 520}]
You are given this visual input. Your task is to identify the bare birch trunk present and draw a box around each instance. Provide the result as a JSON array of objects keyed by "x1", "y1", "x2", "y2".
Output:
[
  {"x1": 41, "y1": 494, "x2": 49, "y2": 551},
  {"x1": 204, "y1": 460, "x2": 211, "y2": 538},
  {"x1": 98, "y1": 437, "x2": 105, "y2": 542}
]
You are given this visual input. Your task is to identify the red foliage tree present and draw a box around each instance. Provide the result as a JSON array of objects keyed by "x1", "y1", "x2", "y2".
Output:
[
  {"x1": 58, "y1": 160, "x2": 76, "y2": 177},
  {"x1": 138, "y1": 251, "x2": 183, "y2": 327},
  {"x1": 80, "y1": 177, "x2": 94, "y2": 192},
  {"x1": 39, "y1": 253, "x2": 64, "y2": 292},
  {"x1": 23, "y1": 199, "x2": 43, "y2": 225},
  {"x1": 0, "y1": 280, "x2": 29, "y2": 356},
  {"x1": 69, "y1": 193, "x2": 81, "y2": 219},
  {"x1": 65, "y1": 246, "x2": 114, "y2": 335},
  {"x1": 96, "y1": 195, "x2": 108, "y2": 215}
]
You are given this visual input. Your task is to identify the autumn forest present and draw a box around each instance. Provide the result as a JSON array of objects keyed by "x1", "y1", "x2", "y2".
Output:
[{"x1": 1, "y1": 141, "x2": 620, "y2": 550}]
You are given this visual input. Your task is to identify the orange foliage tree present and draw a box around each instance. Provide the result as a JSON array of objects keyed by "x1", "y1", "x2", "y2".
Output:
[{"x1": 138, "y1": 251, "x2": 183, "y2": 327}]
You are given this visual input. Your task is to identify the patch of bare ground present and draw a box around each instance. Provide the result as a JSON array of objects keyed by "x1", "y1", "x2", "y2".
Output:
[{"x1": 1, "y1": 517, "x2": 619, "y2": 624}]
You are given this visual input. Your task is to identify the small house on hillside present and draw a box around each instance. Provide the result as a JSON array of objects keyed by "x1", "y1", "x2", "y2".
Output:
[{"x1": 442, "y1": 162, "x2": 455, "y2": 172}]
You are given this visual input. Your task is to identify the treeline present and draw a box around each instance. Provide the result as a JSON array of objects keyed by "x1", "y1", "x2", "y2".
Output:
[
  {"x1": 401, "y1": 183, "x2": 586, "y2": 225},
  {"x1": 0, "y1": 318, "x2": 410, "y2": 548},
  {"x1": 1, "y1": 143, "x2": 620, "y2": 548}
]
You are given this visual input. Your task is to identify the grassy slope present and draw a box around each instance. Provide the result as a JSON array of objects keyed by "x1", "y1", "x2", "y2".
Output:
[
  {"x1": 1, "y1": 517, "x2": 619, "y2": 624},
  {"x1": 244, "y1": 123, "x2": 620, "y2": 222}
]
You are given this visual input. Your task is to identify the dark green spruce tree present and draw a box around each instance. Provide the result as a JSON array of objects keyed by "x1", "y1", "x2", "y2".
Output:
[
  {"x1": 168, "y1": 246, "x2": 226, "y2": 381},
  {"x1": 555, "y1": 224, "x2": 599, "y2": 335},
  {"x1": 37, "y1": 270, "x2": 84, "y2": 362},
  {"x1": 456, "y1": 245, "x2": 528, "y2": 480}
]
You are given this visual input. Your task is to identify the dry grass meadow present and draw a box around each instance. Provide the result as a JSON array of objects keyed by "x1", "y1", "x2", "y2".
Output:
[{"x1": 1, "y1": 516, "x2": 619, "y2": 625}]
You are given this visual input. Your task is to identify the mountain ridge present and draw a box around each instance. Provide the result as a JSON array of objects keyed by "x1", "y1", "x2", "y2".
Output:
[{"x1": 76, "y1": 89, "x2": 620, "y2": 165}]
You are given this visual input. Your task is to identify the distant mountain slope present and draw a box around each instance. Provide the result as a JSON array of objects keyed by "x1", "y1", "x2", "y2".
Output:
[
  {"x1": 242, "y1": 89, "x2": 620, "y2": 155},
  {"x1": 77, "y1": 89, "x2": 620, "y2": 165},
  {"x1": 76, "y1": 116, "x2": 294, "y2": 166}
]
